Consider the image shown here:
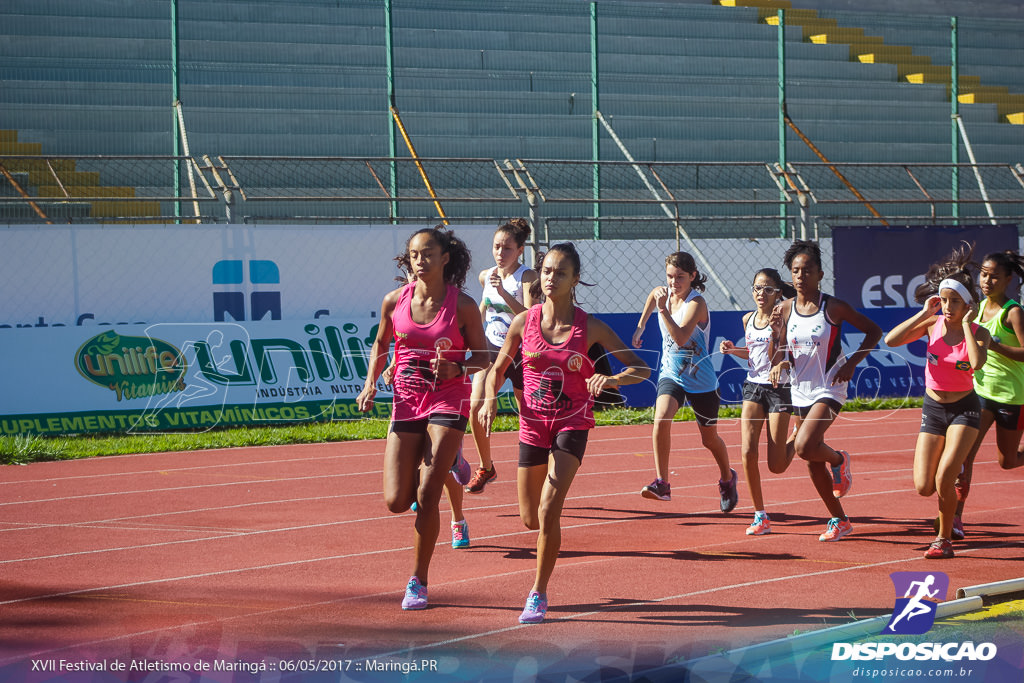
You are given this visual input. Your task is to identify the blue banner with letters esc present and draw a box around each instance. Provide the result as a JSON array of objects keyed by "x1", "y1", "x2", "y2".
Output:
[{"x1": 832, "y1": 225, "x2": 1017, "y2": 310}]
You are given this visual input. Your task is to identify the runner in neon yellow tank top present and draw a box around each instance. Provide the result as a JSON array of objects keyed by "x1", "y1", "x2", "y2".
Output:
[{"x1": 954, "y1": 250, "x2": 1024, "y2": 540}]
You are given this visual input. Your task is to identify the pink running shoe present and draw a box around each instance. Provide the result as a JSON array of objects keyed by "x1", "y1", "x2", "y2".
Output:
[
  {"x1": 925, "y1": 537, "x2": 954, "y2": 559},
  {"x1": 401, "y1": 576, "x2": 427, "y2": 610},
  {"x1": 818, "y1": 517, "x2": 853, "y2": 542},
  {"x1": 954, "y1": 472, "x2": 970, "y2": 503},
  {"x1": 519, "y1": 590, "x2": 547, "y2": 624},
  {"x1": 832, "y1": 450, "x2": 853, "y2": 498}
]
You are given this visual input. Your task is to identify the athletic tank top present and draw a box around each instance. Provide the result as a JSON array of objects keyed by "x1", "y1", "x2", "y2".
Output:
[
  {"x1": 520, "y1": 305, "x2": 596, "y2": 432},
  {"x1": 658, "y1": 289, "x2": 718, "y2": 393},
  {"x1": 926, "y1": 317, "x2": 979, "y2": 393},
  {"x1": 973, "y1": 300, "x2": 1024, "y2": 403},
  {"x1": 745, "y1": 311, "x2": 788, "y2": 385},
  {"x1": 482, "y1": 264, "x2": 528, "y2": 347},
  {"x1": 786, "y1": 293, "x2": 846, "y2": 407},
  {"x1": 390, "y1": 282, "x2": 471, "y2": 420}
]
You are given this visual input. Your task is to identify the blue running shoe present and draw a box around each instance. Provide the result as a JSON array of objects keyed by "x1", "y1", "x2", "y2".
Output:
[{"x1": 451, "y1": 519, "x2": 470, "y2": 549}]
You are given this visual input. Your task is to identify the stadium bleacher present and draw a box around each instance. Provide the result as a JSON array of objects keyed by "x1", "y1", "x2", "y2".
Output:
[{"x1": 0, "y1": 0, "x2": 1021, "y2": 229}]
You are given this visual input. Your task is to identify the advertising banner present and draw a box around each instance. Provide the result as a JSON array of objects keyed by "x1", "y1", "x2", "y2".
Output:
[
  {"x1": 832, "y1": 225, "x2": 1019, "y2": 309},
  {"x1": 2, "y1": 310, "x2": 925, "y2": 436}
]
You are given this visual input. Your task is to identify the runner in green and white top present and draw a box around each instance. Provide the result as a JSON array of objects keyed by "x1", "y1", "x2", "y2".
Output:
[{"x1": 954, "y1": 250, "x2": 1024, "y2": 540}]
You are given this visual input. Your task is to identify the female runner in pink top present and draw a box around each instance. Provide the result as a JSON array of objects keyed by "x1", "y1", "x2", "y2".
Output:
[
  {"x1": 479, "y1": 243, "x2": 650, "y2": 624},
  {"x1": 885, "y1": 245, "x2": 989, "y2": 559},
  {"x1": 358, "y1": 226, "x2": 489, "y2": 610}
]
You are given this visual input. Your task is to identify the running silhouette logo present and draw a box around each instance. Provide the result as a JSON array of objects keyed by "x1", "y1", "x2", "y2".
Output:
[{"x1": 884, "y1": 571, "x2": 949, "y2": 635}]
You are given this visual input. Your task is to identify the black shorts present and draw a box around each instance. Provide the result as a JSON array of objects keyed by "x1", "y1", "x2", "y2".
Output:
[
  {"x1": 657, "y1": 377, "x2": 720, "y2": 426},
  {"x1": 489, "y1": 346, "x2": 524, "y2": 392},
  {"x1": 518, "y1": 430, "x2": 590, "y2": 467},
  {"x1": 390, "y1": 412, "x2": 469, "y2": 434},
  {"x1": 920, "y1": 393, "x2": 981, "y2": 435},
  {"x1": 980, "y1": 395, "x2": 1024, "y2": 431},
  {"x1": 794, "y1": 398, "x2": 844, "y2": 420},
  {"x1": 741, "y1": 380, "x2": 793, "y2": 414}
]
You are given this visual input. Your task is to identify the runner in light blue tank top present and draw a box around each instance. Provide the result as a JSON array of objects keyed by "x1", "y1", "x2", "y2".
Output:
[
  {"x1": 633, "y1": 252, "x2": 737, "y2": 514},
  {"x1": 658, "y1": 288, "x2": 718, "y2": 393}
]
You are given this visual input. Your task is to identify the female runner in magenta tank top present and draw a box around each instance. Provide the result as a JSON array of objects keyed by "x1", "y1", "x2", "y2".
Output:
[
  {"x1": 772, "y1": 240, "x2": 881, "y2": 543},
  {"x1": 357, "y1": 226, "x2": 489, "y2": 611},
  {"x1": 885, "y1": 245, "x2": 989, "y2": 559},
  {"x1": 479, "y1": 243, "x2": 649, "y2": 625},
  {"x1": 955, "y1": 250, "x2": 1024, "y2": 539}
]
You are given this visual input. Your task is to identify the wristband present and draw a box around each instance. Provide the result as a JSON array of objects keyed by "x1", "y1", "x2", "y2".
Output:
[{"x1": 456, "y1": 361, "x2": 465, "y2": 377}]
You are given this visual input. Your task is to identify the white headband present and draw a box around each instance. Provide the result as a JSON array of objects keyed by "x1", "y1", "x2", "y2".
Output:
[{"x1": 939, "y1": 278, "x2": 974, "y2": 306}]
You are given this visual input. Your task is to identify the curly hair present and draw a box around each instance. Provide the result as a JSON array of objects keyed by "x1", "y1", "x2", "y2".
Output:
[
  {"x1": 913, "y1": 242, "x2": 979, "y2": 305},
  {"x1": 783, "y1": 239, "x2": 823, "y2": 271},
  {"x1": 665, "y1": 251, "x2": 708, "y2": 292},
  {"x1": 394, "y1": 224, "x2": 473, "y2": 289}
]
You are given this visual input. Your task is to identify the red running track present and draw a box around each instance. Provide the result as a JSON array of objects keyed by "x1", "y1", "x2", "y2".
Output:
[{"x1": 0, "y1": 408, "x2": 1021, "y2": 680}]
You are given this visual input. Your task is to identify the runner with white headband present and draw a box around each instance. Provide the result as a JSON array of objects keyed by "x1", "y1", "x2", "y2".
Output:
[
  {"x1": 885, "y1": 244, "x2": 990, "y2": 559},
  {"x1": 939, "y1": 278, "x2": 975, "y2": 307}
]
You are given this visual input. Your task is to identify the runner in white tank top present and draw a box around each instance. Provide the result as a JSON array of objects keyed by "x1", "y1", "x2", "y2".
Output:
[
  {"x1": 786, "y1": 292, "x2": 848, "y2": 409},
  {"x1": 772, "y1": 241, "x2": 881, "y2": 543},
  {"x1": 482, "y1": 263, "x2": 529, "y2": 346},
  {"x1": 720, "y1": 268, "x2": 795, "y2": 536},
  {"x1": 467, "y1": 219, "x2": 538, "y2": 493}
]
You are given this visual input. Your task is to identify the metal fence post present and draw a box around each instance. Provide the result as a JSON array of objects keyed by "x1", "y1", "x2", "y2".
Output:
[
  {"x1": 777, "y1": 8, "x2": 788, "y2": 238},
  {"x1": 590, "y1": 2, "x2": 600, "y2": 239},
  {"x1": 951, "y1": 15, "x2": 960, "y2": 222}
]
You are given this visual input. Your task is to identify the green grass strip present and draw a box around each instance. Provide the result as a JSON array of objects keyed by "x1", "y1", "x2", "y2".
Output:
[{"x1": 0, "y1": 398, "x2": 922, "y2": 466}]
